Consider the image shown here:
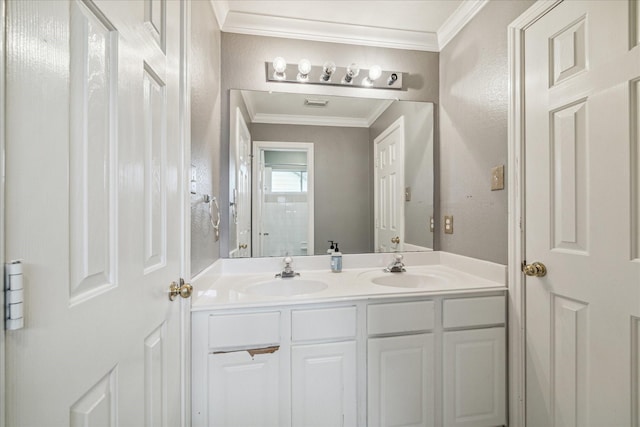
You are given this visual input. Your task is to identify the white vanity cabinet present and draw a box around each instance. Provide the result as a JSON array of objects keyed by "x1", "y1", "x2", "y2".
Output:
[
  {"x1": 192, "y1": 305, "x2": 358, "y2": 427},
  {"x1": 442, "y1": 296, "x2": 506, "y2": 427},
  {"x1": 367, "y1": 301, "x2": 436, "y2": 427},
  {"x1": 192, "y1": 310, "x2": 285, "y2": 427},
  {"x1": 192, "y1": 292, "x2": 506, "y2": 427}
]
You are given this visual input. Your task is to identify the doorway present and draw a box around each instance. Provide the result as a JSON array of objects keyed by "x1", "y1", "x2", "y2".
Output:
[{"x1": 252, "y1": 141, "x2": 315, "y2": 257}]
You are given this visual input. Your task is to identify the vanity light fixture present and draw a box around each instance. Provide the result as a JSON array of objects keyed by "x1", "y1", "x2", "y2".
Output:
[
  {"x1": 265, "y1": 59, "x2": 403, "y2": 90},
  {"x1": 272, "y1": 56, "x2": 287, "y2": 80},
  {"x1": 297, "y1": 59, "x2": 312, "y2": 82}
]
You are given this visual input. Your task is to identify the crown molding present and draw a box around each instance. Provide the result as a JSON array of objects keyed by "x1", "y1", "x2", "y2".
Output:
[
  {"x1": 209, "y1": 0, "x2": 229, "y2": 30},
  {"x1": 218, "y1": 9, "x2": 440, "y2": 52},
  {"x1": 211, "y1": 0, "x2": 487, "y2": 52},
  {"x1": 437, "y1": 0, "x2": 489, "y2": 50},
  {"x1": 251, "y1": 113, "x2": 371, "y2": 128}
]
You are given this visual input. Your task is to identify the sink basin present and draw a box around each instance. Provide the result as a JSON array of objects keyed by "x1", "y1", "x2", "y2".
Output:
[
  {"x1": 370, "y1": 273, "x2": 451, "y2": 289},
  {"x1": 243, "y1": 278, "x2": 328, "y2": 297}
]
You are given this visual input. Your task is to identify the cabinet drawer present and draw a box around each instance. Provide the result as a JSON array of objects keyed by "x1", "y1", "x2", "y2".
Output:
[
  {"x1": 443, "y1": 296, "x2": 505, "y2": 328},
  {"x1": 368, "y1": 301, "x2": 435, "y2": 335},
  {"x1": 292, "y1": 306, "x2": 357, "y2": 342},
  {"x1": 208, "y1": 311, "x2": 280, "y2": 350}
]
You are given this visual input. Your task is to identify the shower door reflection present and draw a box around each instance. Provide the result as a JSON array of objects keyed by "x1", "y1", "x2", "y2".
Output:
[{"x1": 253, "y1": 141, "x2": 315, "y2": 257}]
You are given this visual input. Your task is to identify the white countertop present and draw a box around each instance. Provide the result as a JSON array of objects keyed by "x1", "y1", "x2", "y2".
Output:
[{"x1": 191, "y1": 252, "x2": 507, "y2": 311}]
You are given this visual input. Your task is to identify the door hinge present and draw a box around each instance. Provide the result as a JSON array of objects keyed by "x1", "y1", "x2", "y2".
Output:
[{"x1": 5, "y1": 260, "x2": 24, "y2": 330}]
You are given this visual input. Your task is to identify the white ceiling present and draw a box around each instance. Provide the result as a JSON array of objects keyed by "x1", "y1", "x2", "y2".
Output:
[
  {"x1": 240, "y1": 90, "x2": 395, "y2": 128},
  {"x1": 210, "y1": 0, "x2": 489, "y2": 52}
]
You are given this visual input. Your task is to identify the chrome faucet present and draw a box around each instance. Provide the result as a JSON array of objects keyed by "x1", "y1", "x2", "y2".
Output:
[
  {"x1": 276, "y1": 256, "x2": 300, "y2": 278},
  {"x1": 384, "y1": 253, "x2": 406, "y2": 273}
]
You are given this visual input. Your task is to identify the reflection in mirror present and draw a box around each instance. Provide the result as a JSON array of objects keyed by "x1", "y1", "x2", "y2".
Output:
[{"x1": 228, "y1": 90, "x2": 434, "y2": 258}]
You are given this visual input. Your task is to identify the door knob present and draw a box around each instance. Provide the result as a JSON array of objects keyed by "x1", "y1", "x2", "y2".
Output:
[
  {"x1": 169, "y1": 278, "x2": 193, "y2": 301},
  {"x1": 239, "y1": 244, "x2": 248, "y2": 249},
  {"x1": 391, "y1": 236, "x2": 400, "y2": 244},
  {"x1": 522, "y1": 262, "x2": 547, "y2": 277}
]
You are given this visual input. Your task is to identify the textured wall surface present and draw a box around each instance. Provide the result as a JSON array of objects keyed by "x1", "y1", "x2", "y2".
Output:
[
  {"x1": 220, "y1": 33, "x2": 440, "y2": 256},
  {"x1": 438, "y1": 0, "x2": 534, "y2": 264},
  {"x1": 190, "y1": 1, "x2": 222, "y2": 276},
  {"x1": 251, "y1": 123, "x2": 372, "y2": 255}
]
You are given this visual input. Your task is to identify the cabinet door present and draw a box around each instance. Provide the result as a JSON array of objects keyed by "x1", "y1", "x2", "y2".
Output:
[
  {"x1": 209, "y1": 349, "x2": 281, "y2": 427},
  {"x1": 292, "y1": 341, "x2": 357, "y2": 427},
  {"x1": 368, "y1": 334, "x2": 435, "y2": 427},
  {"x1": 443, "y1": 327, "x2": 506, "y2": 427}
]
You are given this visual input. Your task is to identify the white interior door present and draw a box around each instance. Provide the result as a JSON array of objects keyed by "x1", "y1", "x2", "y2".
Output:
[
  {"x1": 375, "y1": 117, "x2": 405, "y2": 253},
  {"x1": 524, "y1": 1, "x2": 640, "y2": 426},
  {"x1": 4, "y1": 0, "x2": 186, "y2": 425},
  {"x1": 233, "y1": 110, "x2": 252, "y2": 258}
]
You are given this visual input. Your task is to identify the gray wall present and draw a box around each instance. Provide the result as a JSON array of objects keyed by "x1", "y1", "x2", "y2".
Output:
[
  {"x1": 370, "y1": 102, "x2": 435, "y2": 250},
  {"x1": 190, "y1": 1, "x2": 222, "y2": 276},
  {"x1": 220, "y1": 33, "x2": 440, "y2": 256},
  {"x1": 438, "y1": 0, "x2": 534, "y2": 264},
  {"x1": 251, "y1": 123, "x2": 372, "y2": 255}
]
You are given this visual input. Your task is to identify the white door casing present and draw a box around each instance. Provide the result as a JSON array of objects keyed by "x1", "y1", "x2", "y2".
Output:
[
  {"x1": 511, "y1": 1, "x2": 640, "y2": 426},
  {"x1": 5, "y1": 0, "x2": 187, "y2": 425},
  {"x1": 374, "y1": 117, "x2": 405, "y2": 253},
  {"x1": 232, "y1": 109, "x2": 251, "y2": 258}
]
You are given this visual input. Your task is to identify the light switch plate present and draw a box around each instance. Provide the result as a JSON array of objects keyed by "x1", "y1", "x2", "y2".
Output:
[
  {"x1": 491, "y1": 165, "x2": 504, "y2": 191},
  {"x1": 444, "y1": 215, "x2": 453, "y2": 234}
]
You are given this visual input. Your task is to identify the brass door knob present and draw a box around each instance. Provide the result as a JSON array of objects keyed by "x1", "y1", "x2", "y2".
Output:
[
  {"x1": 522, "y1": 262, "x2": 547, "y2": 277},
  {"x1": 391, "y1": 236, "x2": 400, "y2": 244},
  {"x1": 239, "y1": 244, "x2": 248, "y2": 249},
  {"x1": 169, "y1": 278, "x2": 193, "y2": 301}
]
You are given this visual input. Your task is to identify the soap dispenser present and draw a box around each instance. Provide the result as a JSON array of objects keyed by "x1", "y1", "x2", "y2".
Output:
[
  {"x1": 327, "y1": 240, "x2": 335, "y2": 254},
  {"x1": 331, "y1": 242, "x2": 342, "y2": 273}
]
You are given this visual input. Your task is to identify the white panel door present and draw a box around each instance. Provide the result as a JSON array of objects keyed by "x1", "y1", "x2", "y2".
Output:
[
  {"x1": 209, "y1": 350, "x2": 281, "y2": 427},
  {"x1": 368, "y1": 333, "x2": 435, "y2": 427},
  {"x1": 524, "y1": 1, "x2": 640, "y2": 426},
  {"x1": 4, "y1": 0, "x2": 185, "y2": 425},
  {"x1": 443, "y1": 328, "x2": 506, "y2": 427},
  {"x1": 291, "y1": 341, "x2": 357, "y2": 427},
  {"x1": 374, "y1": 117, "x2": 405, "y2": 253}
]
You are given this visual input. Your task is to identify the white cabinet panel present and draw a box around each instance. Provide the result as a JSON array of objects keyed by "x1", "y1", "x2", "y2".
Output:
[
  {"x1": 368, "y1": 334, "x2": 435, "y2": 427},
  {"x1": 292, "y1": 341, "x2": 357, "y2": 427},
  {"x1": 208, "y1": 350, "x2": 281, "y2": 427},
  {"x1": 208, "y1": 311, "x2": 280, "y2": 350},
  {"x1": 368, "y1": 300, "x2": 435, "y2": 335},
  {"x1": 443, "y1": 296, "x2": 505, "y2": 329},
  {"x1": 292, "y1": 306, "x2": 357, "y2": 342},
  {"x1": 443, "y1": 327, "x2": 506, "y2": 427}
]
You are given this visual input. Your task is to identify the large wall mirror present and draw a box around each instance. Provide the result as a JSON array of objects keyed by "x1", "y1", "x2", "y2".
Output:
[{"x1": 227, "y1": 89, "x2": 435, "y2": 258}]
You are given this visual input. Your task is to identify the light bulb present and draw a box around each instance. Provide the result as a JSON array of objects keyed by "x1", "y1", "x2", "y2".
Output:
[
  {"x1": 368, "y1": 65, "x2": 382, "y2": 81},
  {"x1": 343, "y1": 63, "x2": 360, "y2": 83},
  {"x1": 297, "y1": 59, "x2": 312, "y2": 82},
  {"x1": 320, "y1": 61, "x2": 336, "y2": 82},
  {"x1": 272, "y1": 56, "x2": 287, "y2": 80},
  {"x1": 363, "y1": 65, "x2": 382, "y2": 86}
]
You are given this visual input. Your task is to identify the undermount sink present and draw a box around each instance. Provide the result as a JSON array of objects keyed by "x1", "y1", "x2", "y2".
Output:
[
  {"x1": 242, "y1": 278, "x2": 328, "y2": 297},
  {"x1": 369, "y1": 272, "x2": 451, "y2": 289}
]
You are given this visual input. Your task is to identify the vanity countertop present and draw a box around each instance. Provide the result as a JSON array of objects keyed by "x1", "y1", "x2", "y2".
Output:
[{"x1": 191, "y1": 251, "x2": 507, "y2": 311}]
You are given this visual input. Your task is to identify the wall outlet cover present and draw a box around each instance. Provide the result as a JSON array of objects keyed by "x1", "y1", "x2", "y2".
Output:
[{"x1": 444, "y1": 215, "x2": 453, "y2": 234}]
